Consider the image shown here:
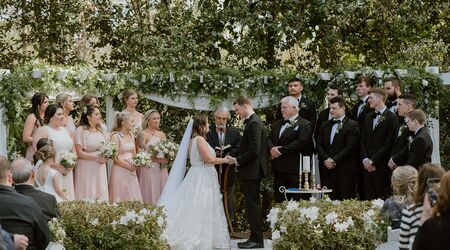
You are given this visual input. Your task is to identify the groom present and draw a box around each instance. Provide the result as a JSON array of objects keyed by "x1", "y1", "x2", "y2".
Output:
[{"x1": 227, "y1": 96, "x2": 267, "y2": 249}]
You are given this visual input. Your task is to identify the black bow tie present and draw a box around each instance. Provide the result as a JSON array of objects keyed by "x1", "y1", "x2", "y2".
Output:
[
  {"x1": 282, "y1": 119, "x2": 291, "y2": 125},
  {"x1": 388, "y1": 101, "x2": 397, "y2": 108},
  {"x1": 331, "y1": 119, "x2": 341, "y2": 124},
  {"x1": 372, "y1": 111, "x2": 381, "y2": 118},
  {"x1": 358, "y1": 99, "x2": 364, "y2": 105}
]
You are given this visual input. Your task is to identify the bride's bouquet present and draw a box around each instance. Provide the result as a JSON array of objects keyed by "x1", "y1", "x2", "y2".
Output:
[
  {"x1": 60, "y1": 152, "x2": 77, "y2": 169},
  {"x1": 148, "y1": 139, "x2": 178, "y2": 169},
  {"x1": 98, "y1": 140, "x2": 118, "y2": 159},
  {"x1": 132, "y1": 151, "x2": 153, "y2": 168}
]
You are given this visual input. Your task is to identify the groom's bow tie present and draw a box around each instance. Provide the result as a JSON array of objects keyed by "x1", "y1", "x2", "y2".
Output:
[{"x1": 282, "y1": 119, "x2": 290, "y2": 125}]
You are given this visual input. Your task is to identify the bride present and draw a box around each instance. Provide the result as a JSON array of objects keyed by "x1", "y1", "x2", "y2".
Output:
[{"x1": 158, "y1": 115, "x2": 231, "y2": 250}]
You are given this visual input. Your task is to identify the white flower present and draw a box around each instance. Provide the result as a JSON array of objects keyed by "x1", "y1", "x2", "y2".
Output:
[
  {"x1": 286, "y1": 200, "x2": 299, "y2": 211},
  {"x1": 325, "y1": 212, "x2": 338, "y2": 225},
  {"x1": 267, "y1": 207, "x2": 280, "y2": 229},
  {"x1": 309, "y1": 196, "x2": 317, "y2": 203},
  {"x1": 332, "y1": 200, "x2": 341, "y2": 206},
  {"x1": 280, "y1": 225, "x2": 287, "y2": 233},
  {"x1": 89, "y1": 218, "x2": 99, "y2": 226},
  {"x1": 271, "y1": 230, "x2": 281, "y2": 241},
  {"x1": 422, "y1": 79, "x2": 429, "y2": 87},
  {"x1": 299, "y1": 206, "x2": 319, "y2": 222},
  {"x1": 334, "y1": 222, "x2": 349, "y2": 232},
  {"x1": 157, "y1": 216, "x2": 165, "y2": 227},
  {"x1": 346, "y1": 216, "x2": 354, "y2": 226},
  {"x1": 135, "y1": 215, "x2": 145, "y2": 224},
  {"x1": 324, "y1": 197, "x2": 332, "y2": 202},
  {"x1": 371, "y1": 199, "x2": 384, "y2": 209}
]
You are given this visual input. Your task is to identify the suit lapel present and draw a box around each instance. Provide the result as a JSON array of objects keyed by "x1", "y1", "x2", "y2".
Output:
[
  {"x1": 210, "y1": 124, "x2": 220, "y2": 147},
  {"x1": 279, "y1": 117, "x2": 300, "y2": 139},
  {"x1": 331, "y1": 118, "x2": 346, "y2": 146},
  {"x1": 224, "y1": 126, "x2": 233, "y2": 145}
]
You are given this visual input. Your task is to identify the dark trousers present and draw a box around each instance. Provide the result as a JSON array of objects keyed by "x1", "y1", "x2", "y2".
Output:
[
  {"x1": 240, "y1": 179, "x2": 263, "y2": 244},
  {"x1": 273, "y1": 172, "x2": 309, "y2": 203},
  {"x1": 320, "y1": 172, "x2": 356, "y2": 200},
  {"x1": 363, "y1": 164, "x2": 391, "y2": 200},
  {"x1": 356, "y1": 169, "x2": 365, "y2": 200}
]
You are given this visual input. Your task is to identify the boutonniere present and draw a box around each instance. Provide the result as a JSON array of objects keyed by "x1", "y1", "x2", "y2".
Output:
[
  {"x1": 398, "y1": 124, "x2": 407, "y2": 137},
  {"x1": 375, "y1": 115, "x2": 386, "y2": 127},
  {"x1": 299, "y1": 102, "x2": 307, "y2": 109},
  {"x1": 335, "y1": 122, "x2": 344, "y2": 134},
  {"x1": 407, "y1": 135, "x2": 413, "y2": 149},
  {"x1": 287, "y1": 120, "x2": 297, "y2": 129}
]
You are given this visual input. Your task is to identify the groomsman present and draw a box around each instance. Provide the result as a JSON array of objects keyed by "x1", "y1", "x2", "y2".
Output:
[
  {"x1": 314, "y1": 85, "x2": 351, "y2": 139},
  {"x1": 351, "y1": 75, "x2": 374, "y2": 126},
  {"x1": 227, "y1": 96, "x2": 267, "y2": 249},
  {"x1": 316, "y1": 97, "x2": 360, "y2": 200},
  {"x1": 206, "y1": 105, "x2": 241, "y2": 225},
  {"x1": 360, "y1": 88, "x2": 399, "y2": 199},
  {"x1": 268, "y1": 96, "x2": 313, "y2": 203},
  {"x1": 351, "y1": 75, "x2": 373, "y2": 200},
  {"x1": 388, "y1": 94, "x2": 417, "y2": 168},
  {"x1": 391, "y1": 109, "x2": 432, "y2": 169},
  {"x1": 384, "y1": 77, "x2": 402, "y2": 115}
]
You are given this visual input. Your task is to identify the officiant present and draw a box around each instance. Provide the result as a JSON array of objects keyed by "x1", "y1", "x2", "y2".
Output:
[{"x1": 206, "y1": 105, "x2": 241, "y2": 226}]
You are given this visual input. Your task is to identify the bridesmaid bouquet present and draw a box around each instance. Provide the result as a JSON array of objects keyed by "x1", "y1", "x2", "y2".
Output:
[
  {"x1": 148, "y1": 140, "x2": 178, "y2": 168},
  {"x1": 98, "y1": 140, "x2": 118, "y2": 159},
  {"x1": 60, "y1": 152, "x2": 77, "y2": 169},
  {"x1": 132, "y1": 151, "x2": 153, "y2": 168}
]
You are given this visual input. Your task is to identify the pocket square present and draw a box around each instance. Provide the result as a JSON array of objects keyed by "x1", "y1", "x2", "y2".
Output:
[{"x1": 293, "y1": 125, "x2": 299, "y2": 131}]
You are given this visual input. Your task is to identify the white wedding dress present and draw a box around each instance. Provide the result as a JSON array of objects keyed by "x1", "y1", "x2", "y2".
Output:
[{"x1": 164, "y1": 136, "x2": 230, "y2": 250}]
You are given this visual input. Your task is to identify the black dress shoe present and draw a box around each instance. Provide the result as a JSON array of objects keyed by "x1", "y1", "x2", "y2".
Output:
[
  {"x1": 237, "y1": 240, "x2": 251, "y2": 246},
  {"x1": 238, "y1": 241, "x2": 264, "y2": 249}
]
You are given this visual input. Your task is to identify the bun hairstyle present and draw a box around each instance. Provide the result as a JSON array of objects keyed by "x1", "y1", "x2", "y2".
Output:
[
  {"x1": 29, "y1": 92, "x2": 48, "y2": 126},
  {"x1": 142, "y1": 109, "x2": 159, "y2": 129},
  {"x1": 79, "y1": 95, "x2": 99, "y2": 110},
  {"x1": 113, "y1": 112, "x2": 131, "y2": 132},
  {"x1": 35, "y1": 140, "x2": 56, "y2": 163},
  {"x1": 44, "y1": 104, "x2": 62, "y2": 124},
  {"x1": 79, "y1": 105, "x2": 101, "y2": 129},
  {"x1": 55, "y1": 93, "x2": 71, "y2": 108},
  {"x1": 391, "y1": 166, "x2": 418, "y2": 205},
  {"x1": 192, "y1": 114, "x2": 208, "y2": 138},
  {"x1": 122, "y1": 89, "x2": 137, "y2": 106}
]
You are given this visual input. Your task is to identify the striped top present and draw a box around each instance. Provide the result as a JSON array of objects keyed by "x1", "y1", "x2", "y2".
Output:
[{"x1": 399, "y1": 204, "x2": 423, "y2": 250}]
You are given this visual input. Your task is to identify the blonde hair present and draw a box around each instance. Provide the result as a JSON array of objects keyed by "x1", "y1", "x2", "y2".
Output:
[
  {"x1": 55, "y1": 93, "x2": 71, "y2": 108},
  {"x1": 113, "y1": 112, "x2": 131, "y2": 132},
  {"x1": 392, "y1": 166, "x2": 418, "y2": 205},
  {"x1": 35, "y1": 144, "x2": 56, "y2": 162},
  {"x1": 142, "y1": 109, "x2": 159, "y2": 129}
]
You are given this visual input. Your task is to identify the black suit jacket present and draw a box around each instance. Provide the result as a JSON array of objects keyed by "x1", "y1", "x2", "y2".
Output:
[
  {"x1": 236, "y1": 113, "x2": 268, "y2": 180},
  {"x1": 267, "y1": 116, "x2": 313, "y2": 174},
  {"x1": 390, "y1": 122, "x2": 411, "y2": 160},
  {"x1": 298, "y1": 97, "x2": 317, "y2": 128},
  {"x1": 206, "y1": 124, "x2": 241, "y2": 157},
  {"x1": 351, "y1": 98, "x2": 373, "y2": 128},
  {"x1": 0, "y1": 185, "x2": 51, "y2": 250},
  {"x1": 360, "y1": 109, "x2": 399, "y2": 166},
  {"x1": 14, "y1": 184, "x2": 59, "y2": 221},
  {"x1": 316, "y1": 117, "x2": 360, "y2": 175},
  {"x1": 393, "y1": 127, "x2": 433, "y2": 169}
]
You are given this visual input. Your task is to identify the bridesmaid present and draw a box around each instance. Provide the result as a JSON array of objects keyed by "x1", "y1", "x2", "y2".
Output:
[
  {"x1": 77, "y1": 94, "x2": 107, "y2": 131},
  {"x1": 23, "y1": 93, "x2": 49, "y2": 162},
  {"x1": 121, "y1": 89, "x2": 144, "y2": 132},
  {"x1": 137, "y1": 110, "x2": 169, "y2": 204},
  {"x1": 55, "y1": 93, "x2": 76, "y2": 134},
  {"x1": 74, "y1": 105, "x2": 109, "y2": 201},
  {"x1": 109, "y1": 112, "x2": 142, "y2": 202},
  {"x1": 33, "y1": 104, "x2": 76, "y2": 200}
]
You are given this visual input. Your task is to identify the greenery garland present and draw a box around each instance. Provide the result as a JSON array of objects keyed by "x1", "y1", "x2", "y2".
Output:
[{"x1": 0, "y1": 62, "x2": 447, "y2": 158}]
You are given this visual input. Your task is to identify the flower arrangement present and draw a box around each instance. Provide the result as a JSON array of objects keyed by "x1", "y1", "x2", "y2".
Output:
[
  {"x1": 133, "y1": 151, "x2": 153, "y2": 168},
  {"x1": 148, "y1": 140, "x2": 178, "y2": 168},
  {"x1": 59, "y1": 152, "x2": 77, "y2": 169},
  {"x1": 98, "y1": 140, "x2": 118, "y2": 159},
  {"x1": 57, "y1": 200, "x2": 168, "y2": 249},
  {"x1": 268, "y1": 198, "x2": 387, "y2": 250},
  {"x1": 48, "y1": 217, "x2": 66, "y2": 245}
]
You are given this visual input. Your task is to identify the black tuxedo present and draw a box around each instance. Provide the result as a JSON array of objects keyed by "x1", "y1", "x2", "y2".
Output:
[
  {"x1": 390, "y1": 122, "x2": 411, "y2": 164},
  {"x1": 206, "y1": 123, "x2": 241, "y2": 222},
  {"x1": 0, "y1": 185, "x2": 51, "y2": 250},
  {"x1": 14, "y1": 184, "x2": 59, "y2": 221},
  {"x1": 236, "y1": 113, "x2": 267, "y2": 244},
  {"x1": 393, "y1": 127, "x2": 433, "y2": 169},
  {"x1": 316, "y1": 117, "x2": 360, "y2": 200},
  {"x1": 360, "y1": 109, "x2": 399, "y2": 199},
  {"x1": 268, "y1": 116, "x2": 313, "y2": 202}
]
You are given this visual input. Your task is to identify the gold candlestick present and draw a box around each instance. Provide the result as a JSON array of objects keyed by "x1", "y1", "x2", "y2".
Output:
[
  {"x1": 304, "y1": 171, "x2": 310, "y2": 190},
  {"x1": 311, "y1": 173, "x2": 316, "y2": 190},
  {"x1": 299, "y1": 171, "x2": 302, "y2": 190}
]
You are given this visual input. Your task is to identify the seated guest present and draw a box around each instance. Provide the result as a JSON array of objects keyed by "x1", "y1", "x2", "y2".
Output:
[
  {"x1": 0, "y1": 156, "x2": 51, "y2": 250},
  {"x1": 381, "y1": 166, "x2": 417, "y2": 229},
  {"x1": 11, "y1": 157, "x2": 59, "y2": 220},
  {"x1": 0, "y1": 225, "x2": 28, "y2": 250},
  {"x1": 399, "y1": 163, "x2": 445, "y2": 250},
  {"x1": 413, "y1": 171, "x2": 450, "y2": 249},
  {"x1": 392, "y1": 109, "x2": 432, "y2": 169}
]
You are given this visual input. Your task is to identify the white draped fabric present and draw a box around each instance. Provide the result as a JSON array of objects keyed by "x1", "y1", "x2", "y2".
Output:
[{"x1": 0, "y1": 107, "x2": 7, "y2": 157}]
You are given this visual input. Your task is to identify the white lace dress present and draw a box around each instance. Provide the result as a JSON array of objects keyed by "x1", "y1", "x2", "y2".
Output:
[
  {"x1": 35, "y1": 168, "x2": 63, "y2": 202},
  {"x1": 164, "y1": 136, "x2": 230, "y2": 250}
]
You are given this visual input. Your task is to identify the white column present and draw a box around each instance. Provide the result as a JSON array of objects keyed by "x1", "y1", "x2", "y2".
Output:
[
  {"x1": 105, "y1": 96, "x2": 115, "y2": 131},
  {"x1": 430, "y1": 117, "x2": 441, "y2": 165},
  {"x1": 0, "y1": 107, "x2": 7, "y2": 157}
]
